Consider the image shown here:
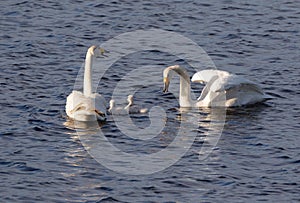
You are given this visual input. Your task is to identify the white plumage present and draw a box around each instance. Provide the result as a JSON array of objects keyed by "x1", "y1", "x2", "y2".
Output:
[
  {"x1": 163, "y1": 65, "x2": 272, "y2": 107},
  {"x1": 65, "y1": 46, "x2": 107, "y2": 121}
]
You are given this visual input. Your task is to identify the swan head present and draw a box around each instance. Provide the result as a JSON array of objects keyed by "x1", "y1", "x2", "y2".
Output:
[
  {"x1": 88, "y1": 45, "x2": 108, "y2": 58},
  {"x1": 163, "y1": 65, "x2": 189, "y2": 92},
  {"x1": 162, "y1": 65, "x2": 176, "y2": 92}
]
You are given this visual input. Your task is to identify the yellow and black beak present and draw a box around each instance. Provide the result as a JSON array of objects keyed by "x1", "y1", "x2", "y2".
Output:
[{"x1": 163, "y1": 77, "x2": 170, "y2": 93}]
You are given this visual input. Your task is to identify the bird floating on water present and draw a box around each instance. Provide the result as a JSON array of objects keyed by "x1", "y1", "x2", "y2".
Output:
[
  {"x1": 108, "y1": 95, "x2": 148, "y2": 115},
  {"x1": 65, "y1": 45, "x2": 108, "y2": 121},
  {"x1": 163, "y1": 65, "x2": 272, "y2": 107}
]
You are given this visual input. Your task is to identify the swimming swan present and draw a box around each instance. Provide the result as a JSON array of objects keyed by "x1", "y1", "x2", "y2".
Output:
[
  {"x1": 108, "y1": 99, "x2": 126, "y2": 115},
  {"x1": 108, "y1": 95, "x2": 148, "y2": 115},
  {"x1": 65, "y1": 45, "x2": 107, "y2": 121},
  {"x1": 124, "y1": 95, "x2": 148, "y2": 114},
  {"x1": 163, "y1": 65, "x2": 271, "y2": 107}
]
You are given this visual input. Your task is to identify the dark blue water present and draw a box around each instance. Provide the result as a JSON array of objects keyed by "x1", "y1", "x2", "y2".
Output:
[{"x1": 1, "y1": 0, "x2": 300, "y2": 202}]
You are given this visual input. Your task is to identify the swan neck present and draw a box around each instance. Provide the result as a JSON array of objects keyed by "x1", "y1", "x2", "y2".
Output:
[
  {"x1": 84, "y1": 53, "x2": 93, "y2": 96},
  {"x1": 108, "y1": 101, "x2": 114, "y2": 112},
  {"x1": 124, "y1": 101, "x2": 132, "y2": 110},
  {"x1": 179, "y1": 75, "x2": 193, "y2": 107}
]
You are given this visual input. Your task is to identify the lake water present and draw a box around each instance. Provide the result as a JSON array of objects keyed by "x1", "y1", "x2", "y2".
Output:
[{"x1": 1, "y1": 0, "x2": 299, "y2": 202}]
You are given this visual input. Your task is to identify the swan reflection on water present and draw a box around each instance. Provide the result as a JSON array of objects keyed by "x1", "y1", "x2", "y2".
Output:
[
  {"x1": 64, "y1": 106, "x2": 225, "y2": 162},
  {"x1": 63, "y1": 102, "x2": 267, "y2": 169},
  {"x1": 64, "y1": 119, "x2": 104, "y2": 136}
]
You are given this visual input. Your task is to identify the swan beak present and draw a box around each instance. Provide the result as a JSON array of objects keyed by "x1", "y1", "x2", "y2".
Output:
[
  {"x1": 163, "y1": 77, "x2": 169, "y2": 93},
  {"x1": 99, "y1": 47, "x2": 109, "y2": 57}
]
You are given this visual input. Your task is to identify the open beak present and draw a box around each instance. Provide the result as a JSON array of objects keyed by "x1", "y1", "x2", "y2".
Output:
[{"x1": 163, "y1": 77, "x2": 169, "y2": 93}]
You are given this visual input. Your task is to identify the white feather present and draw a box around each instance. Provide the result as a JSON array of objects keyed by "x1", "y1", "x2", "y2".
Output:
[{"x1": 65, "y1": 46, "x2": 107, "y2": 121}]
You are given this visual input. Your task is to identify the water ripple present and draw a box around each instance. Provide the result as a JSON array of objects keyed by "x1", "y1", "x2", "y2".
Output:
[{"x1": 0, "y1": 0, "x2": 299, "y2": 202}]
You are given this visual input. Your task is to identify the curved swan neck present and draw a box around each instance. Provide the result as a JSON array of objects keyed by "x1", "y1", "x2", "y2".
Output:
[
  {"x1": 83, "y1": 52, "x2": 93, "y2": 96},
  {"x1": 124, "y1": 100, "x2": 132, "y2": 110},
  {"x1": 178, "y1": 70, "x2": 193, "y2": 107},
  {"x1": 108, "y1": 100, "x2": 114, "y2": 112},
  {"x1": 168, "y1": 65, "x2": 194, "y2": 107}
]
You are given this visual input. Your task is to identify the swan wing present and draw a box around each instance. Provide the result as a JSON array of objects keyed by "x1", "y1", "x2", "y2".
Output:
[
  {"x1": 210, "y1": 74, "x2": 264, "y2": 94},
  {"x1": 66, "y1": 91, "x2": 107, "y2": 121},
  {"x1": 192, "y1": 70, "x2": 230, "y2": 83},
  {"x1": 197, "y1": 75, "x2": 218, "y2": 101},
  {"x1": 66, "y1": 91, "x2": 87, "y2": 117},
  {"x1": 90, "y1": 93, "x2": 107, "y2": 116},
  {"x1": 192, "y1": 70, "x2": 261, "y2": 93}
]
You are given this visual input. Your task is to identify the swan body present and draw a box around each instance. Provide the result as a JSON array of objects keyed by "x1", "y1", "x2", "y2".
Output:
[
  {"x1": 65, "y1": 46, "x2": 107, "y2": 121},
  {"x1": 108, "y1": 95, "x2": 148, "y2": 115},
  {"x1": 163, "y1": 65, "x2": 271, "y2": 107}
]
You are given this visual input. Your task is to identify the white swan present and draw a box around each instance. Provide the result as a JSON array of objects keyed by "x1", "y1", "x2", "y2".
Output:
[
  {"x1": 163, "y1": 65, "x2": 271, "y2": 107},
  {"x1": 65, "y1": 45, "x2": 107, "y2": 121},
  {"x1": 108, "y1": 95, "x2": 148, "y2": 115}
]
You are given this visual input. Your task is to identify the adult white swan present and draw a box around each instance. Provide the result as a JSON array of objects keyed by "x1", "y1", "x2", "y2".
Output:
[
  {"x1": 163, "y1": 65, "x2": 271, "y2": 107},
  {"x1": 65, "y1": 45, "x2": 107, "y2": 121}
]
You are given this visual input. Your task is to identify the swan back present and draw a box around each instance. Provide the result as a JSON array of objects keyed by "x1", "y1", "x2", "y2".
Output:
[
  {"x1": 192, "y1": 70, "x2": 269, "y2": 107},
  {"x1": 191, "y1": 69, "x2": 230, "y2": 83},
  {"x1": 192, "y1": 70, "x2": 263, "y2": 93},
  {"x1": 211, "y1": 74, "x2": 263, "y2": 93},
  {"x1": 66, "y1": 91, "x2": 107, "y2": 121}
]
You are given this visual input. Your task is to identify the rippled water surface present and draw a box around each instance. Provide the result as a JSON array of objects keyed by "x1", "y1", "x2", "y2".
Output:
[{"x1": 1, "y1": 0, "x2": 300, "y2": 202}]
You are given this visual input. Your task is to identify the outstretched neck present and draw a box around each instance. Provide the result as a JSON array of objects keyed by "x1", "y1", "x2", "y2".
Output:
[{"x1": 83, "y1": 52, "x2": 93, "y2": 96}]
